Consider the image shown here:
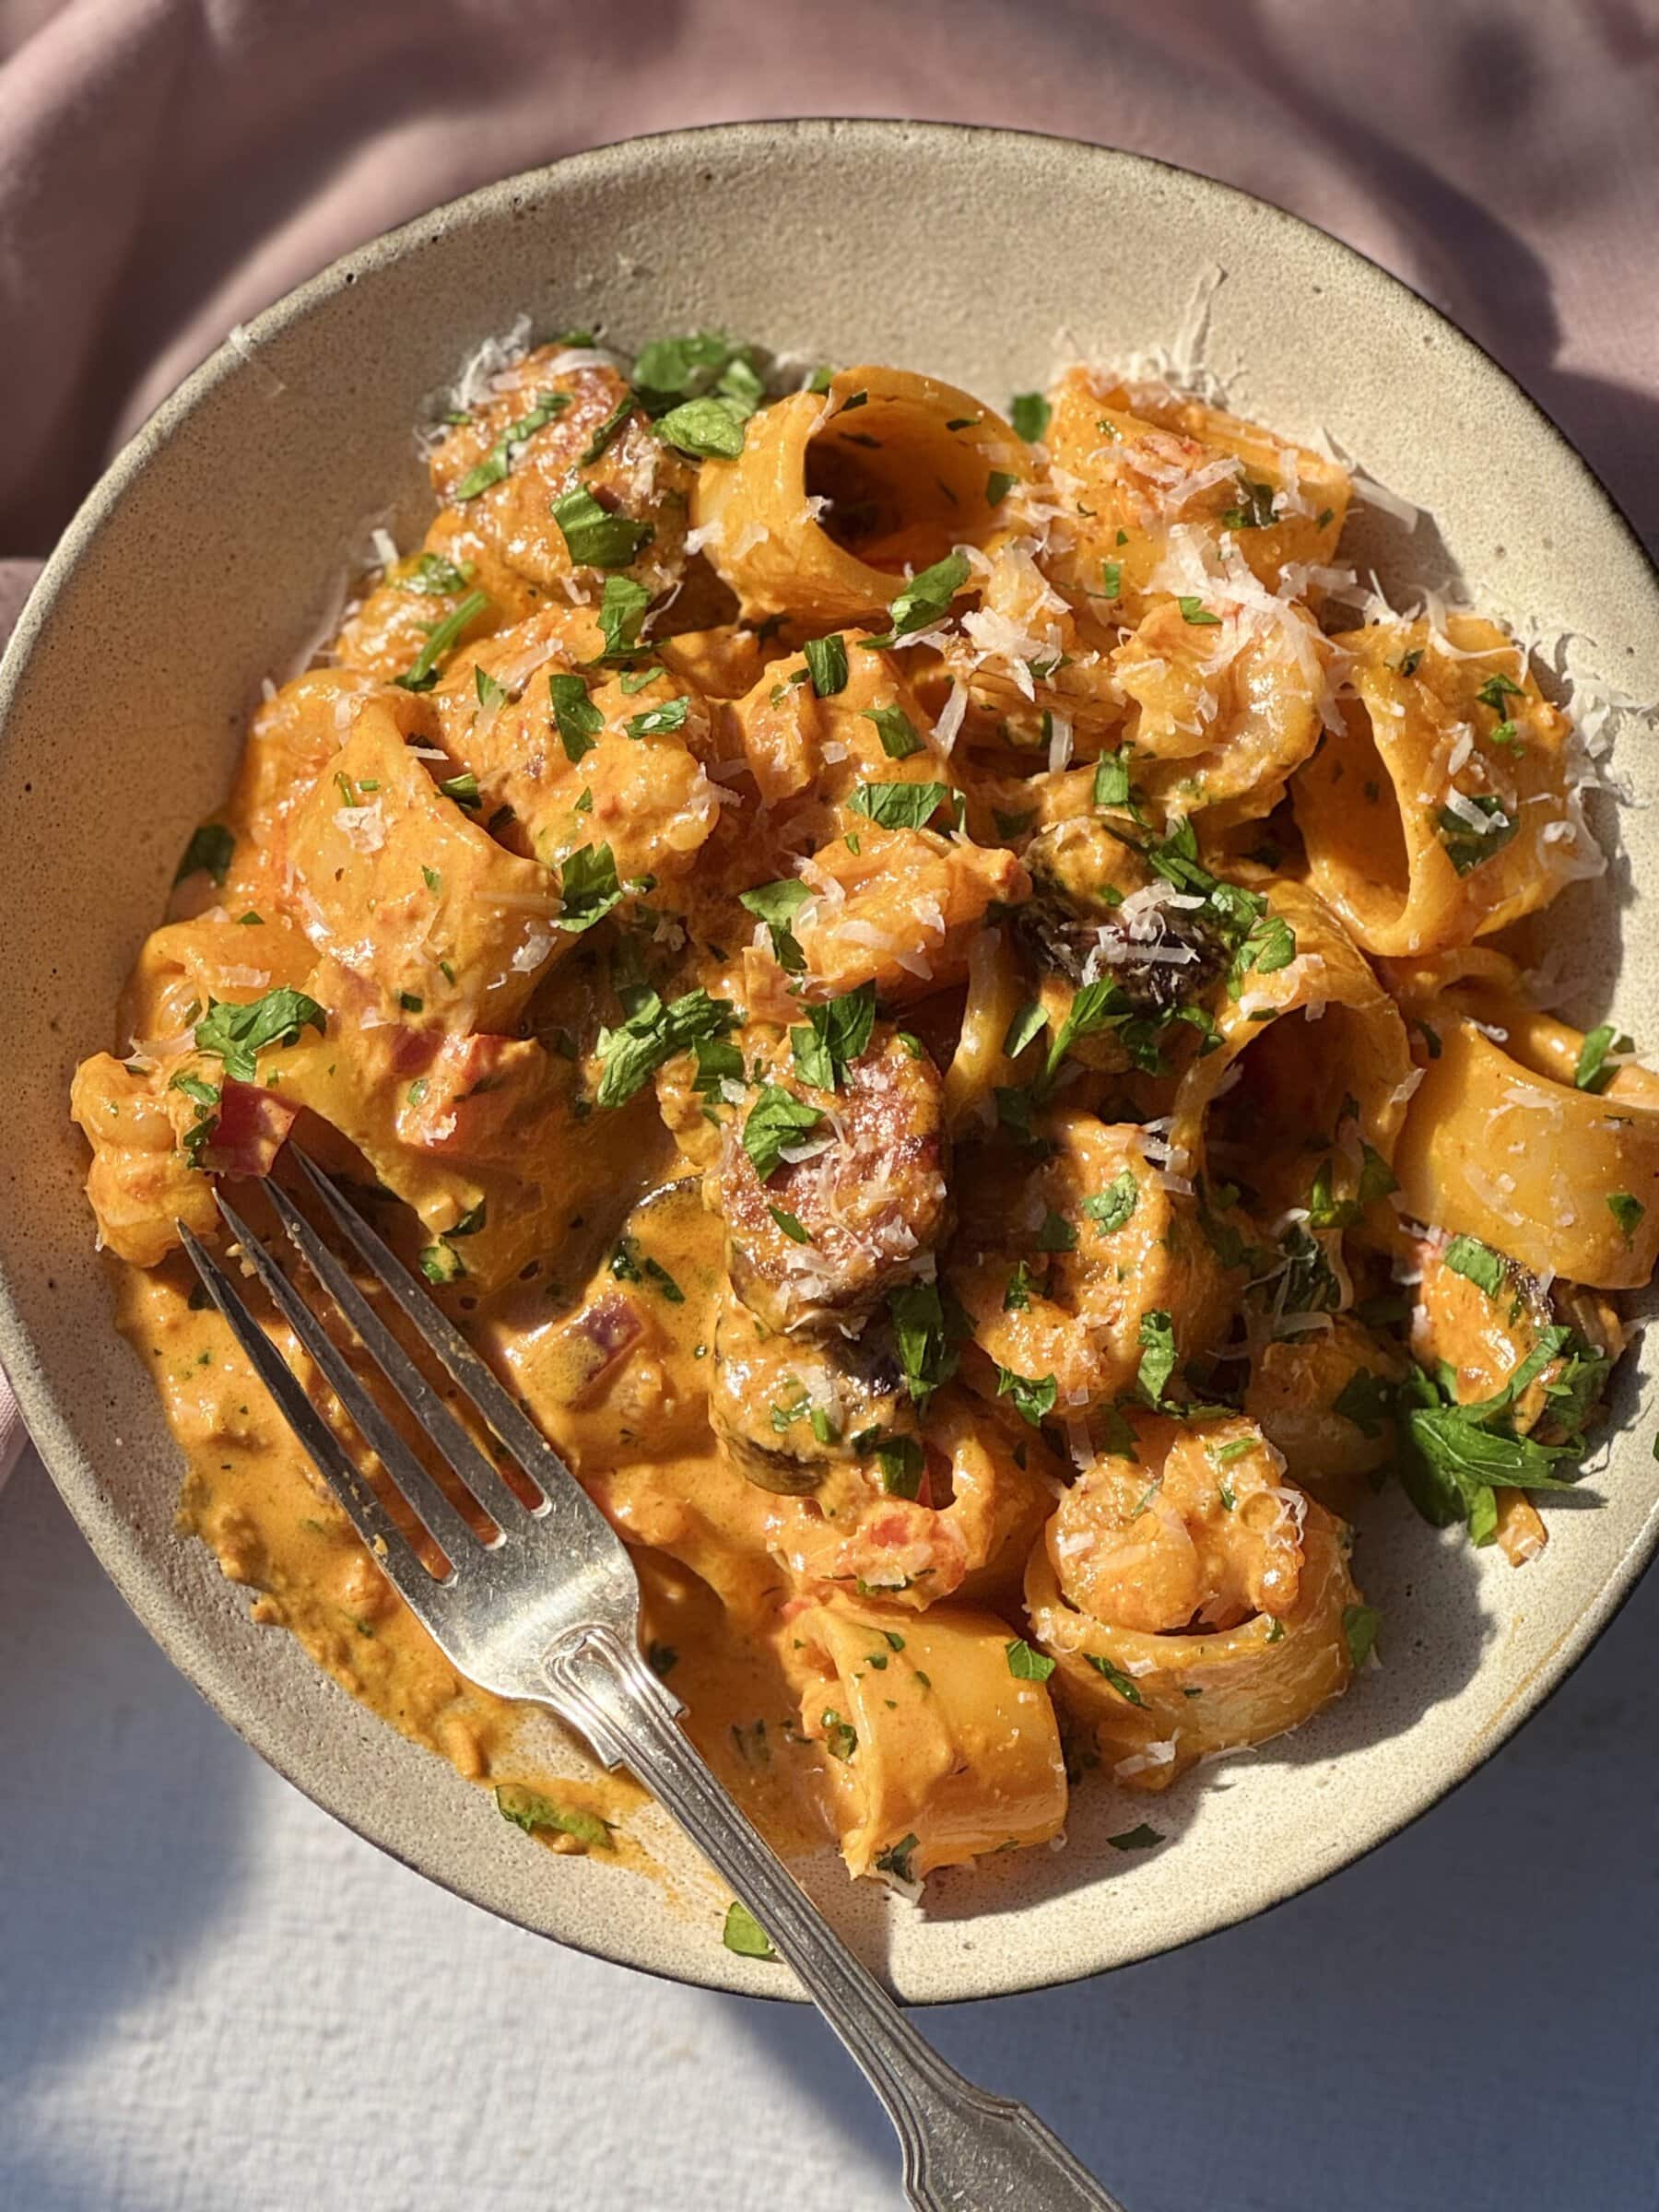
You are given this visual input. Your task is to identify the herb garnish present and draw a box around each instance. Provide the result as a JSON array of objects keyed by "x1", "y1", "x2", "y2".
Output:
[
  {"x1": 803, "y1": 634, "x2": 849, "y2": 697},
  {"x1": 743, "y1": 1085, "x2": 825, "y2": 1179},
  {"x1": 194, "y1": 988, "x2": 325, "y2": 1082},
  {"x1": 847, "y1": 780, "x2": 954, "y2": 830},
  {"x1": 174, "y1": 823, "x2": 234, "y2": 888},
  {"x1": 594, "y1": 987, "x2": 736, "y2": 1108},
  {"x1": 453, "y1": 391, "x2": 571, "y2": 500},
  {"x1": 1005, "y1": 1638, "x2": 1056, "y2": 1682},
  {"x1": 549, "y1": 671, "x2": 603, "y2": 760},
  {"x1": 740, "y1": 877, "x2": 811, "y2": 972},
  {"x1": 394, "y1": 588, "x2": 491, "y2": 690},
  {"x1": 552, "y1": 485, "x2": 649, "y2": 570},
  {"x1": 1009, "y1": 393, "x2": 1051, "y2": 442},
  {"x1": 790, "y1": 983, "x2": 876, "y2": 1090}
]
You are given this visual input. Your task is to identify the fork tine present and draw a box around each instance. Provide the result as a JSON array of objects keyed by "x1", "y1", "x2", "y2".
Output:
[
  {"x1": 178, "y1": 1221, "x2": 438, "y2": 1600},
  {"x1": 288, "y1": 1150, "x2": 591, "y2": 1512},
  {"x1": 262, "y1": 1176, "x2": 540, "y2": 1535},
  {"x1": 214, "y1": 1193, "x2": 484, "y2": 1573}
]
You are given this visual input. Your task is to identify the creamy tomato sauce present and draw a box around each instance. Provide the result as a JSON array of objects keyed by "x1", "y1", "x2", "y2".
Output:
[{"x1": 121, "y1": 1171, "x2": 840, "y2": 1867}]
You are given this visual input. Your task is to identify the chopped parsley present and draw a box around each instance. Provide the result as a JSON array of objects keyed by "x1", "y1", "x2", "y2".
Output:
[
  {"x1": 554, "y1": 842, "x2": 625, "y2": 933},
  {"x1": 769, "y1": 1206, "x2": 812, "y2": 1244},
  {"x1": 594, "y1": 572, "x2": 651, "y2": 660},
  {"x1": 626, "y1": 694, "x2": 690, "y2": 738},
  {"x1": 1177, "y1": 595, "x2": 1221, "y2": 626},
  {"x1": 653, "y1": 394, "x2": 749, "y2": 458},
  {"x1": 1437, "y1": 794, "x2": 1517, "y2": 876},
  {"x1": 418, "y1": 1243, "x2": 465, "y2": 1286},
  {"x1": 1227, "y1": 911, "x2": 1297, "y2": 995},
  {"x1": 1084, "y1": 1653, "x2": 1147, "y2": 1707},
  {"x1": 1002, "y1": 1002, "x2": 1048, "y2": 1061},
  {"x1": 495, "y1": 1786, "x2": 613, "y2": 1849},
  {"x1": 552, "y1": 485, "x2": 649, "y2": 570},
  {"x1": 1573, "y1": 1023, "x2": 1632, "y2": 1095},
  {"x1": 821, "y1": 1710, "x2": 857, "y2": 1761},
  {"x1": 1608, "y1": 1192, "x2": 1645, "y2": 1244},
  {"x1": 869, "y1": 551, "x2": 969, "y2": 646},
  {"x1": 400, "y1": 551, "x2": 474, "y2": 595},
  {"x1": 173, "y1": 823, "x2": 234, "y2": 888},
  {"x1": 1009, "y1": 392, "x2": 1051, "y2": 443},
  {"x1": 549, "y1": 671, "x2": 603, "y2": 760},
  {"x1": 742, "y1": 1085, "x2": 825, "y2": 1179},
  {"x1": 1135, "y1": 1310, "x2": 1177, "y2": 1405},
  {"x1": 722, "y1": 1900, "x2": 778, "y2": 1961},
  {"x1": 594, "y1": 986, "x2": 735, "y2": 1108},
  {"x1": 888, "y1": 1281, "x2": 961, "y2": 1409},
  {"x1": 1005, "y1": 1638, "x2": 1056, "y2": 1682},
  {"x1": 739, "y1": 877, "x2": 811, "y2": 972},
  {"x1": 632, "y1": 332, "x2": 763, "y2": 418},
  {"x1": 194, "y1": 988, "x2": 325, "y2": 1082},
  {"x1": 1442, "y1": 1234, "x2": 1506, "y2": 1299},
  {"x1": 790, "y1": 983, "x2": 876, "y2": 1090},
  {"x1": 802, "y1": 633, "x2": 849, "y2": 697},
  {"x1": 1395, "y1": 1348, "x2": 1594, "y2": 1544},
  {"x1": 1343, "y1": 1605, "x2": 1381, "y2": 1672},
  {"x1": 1334, "y1": 1369, "x2": 1395, "y2": 1439},
  {"x1": 860, "y1": 703, "x2": 924, "y2": 759},
  {"x1": 1107, "y1": 1824, "x2": 1164, "y2": 1852},
  {"x1": 876, "y1": 1435, "x2": 925, "y2": 1498},
  {"x1": 1221, "y1": 478, "x2": 1277, "y2": 530},
  {"x1": 1092, "y1": 750, "x2": 1131, "y2": 807},
  {"x1": 1083, "y1": 1170, "x2": 1138, "y2": 1234},
  {"x1": 578, "y1": 391, "x2": 637, "y2": 465},
  {"x1": 1306, "y1": 1159, "x2": 1362, "y2": 1232},
  {"x1": 996, "y1": 1369, "x2": 1058, "y2": 1428},
  {"x1": 1476, "y1": 671, "x2": 1525, "y2": 712},
  {"x1": 453, "y1": 390, "x2": 571, "y2": 500},
  {"x1": 394, "y1": 587, "x2": 491, "y2": 690},
  {"x1": 847, "y1": 779, "x2": 953, "y2": 830}
]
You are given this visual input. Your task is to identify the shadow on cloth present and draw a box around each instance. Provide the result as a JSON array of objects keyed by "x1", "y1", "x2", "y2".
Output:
[{"x1": 0, "y1": 1456, "x2": 254, "y2": 2200}]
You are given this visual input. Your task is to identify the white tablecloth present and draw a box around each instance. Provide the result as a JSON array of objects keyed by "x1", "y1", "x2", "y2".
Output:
[{"x1": 3, "y1": 1442, "x2": 1655, "y2": 2212}]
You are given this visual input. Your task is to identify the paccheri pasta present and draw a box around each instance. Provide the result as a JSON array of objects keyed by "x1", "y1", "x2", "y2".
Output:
[{"x1": 70, "y1": 325, "x2": 1656, "y2": 1896}]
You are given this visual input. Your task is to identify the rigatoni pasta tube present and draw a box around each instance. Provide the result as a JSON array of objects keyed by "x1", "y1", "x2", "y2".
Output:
[
  {"x1": 1171, "y1": 876, "x2": 1413, "y2": 1204},
  {"x1": 1024, "y1": 1412, "x2": 1358, "y2": 1789},
  {"x1": 1294, "y1": 617, "x2": 1594, "y2": 957},
  {"x1": 1391, "y1": 1016, "x2": 1659, "y2": 1288},
  {"x1": 792, "y1": 1598, "x2": 1067, "y2": 1880},
  {"x1": 691, "y1": 366, "x2": 1027, "y2": 621}
]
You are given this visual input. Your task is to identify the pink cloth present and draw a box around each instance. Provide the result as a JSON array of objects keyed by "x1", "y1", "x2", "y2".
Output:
[{"x1": 0, "y1": 0, "x2": 1655, "y2": 1485}]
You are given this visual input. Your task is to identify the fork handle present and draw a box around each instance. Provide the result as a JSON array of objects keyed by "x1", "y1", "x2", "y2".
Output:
[{"x1": 544, "y1": 1622, "x2": 1126, "y2": 2212}]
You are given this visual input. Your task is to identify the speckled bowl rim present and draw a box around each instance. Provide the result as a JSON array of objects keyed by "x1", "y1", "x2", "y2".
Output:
[{"x1": 4, "y1": 118, "x2": 1656, "y2": 2006}]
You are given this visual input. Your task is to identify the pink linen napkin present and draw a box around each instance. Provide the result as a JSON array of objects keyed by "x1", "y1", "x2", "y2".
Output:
[{"x1": 1, "y1": 0, "x2": 1655, "y2": 1489}]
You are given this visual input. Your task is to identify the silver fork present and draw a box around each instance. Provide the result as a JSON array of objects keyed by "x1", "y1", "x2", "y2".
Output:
[{"x1": 178, "y1": 1149, "x2": 1125, "y2": 2212}]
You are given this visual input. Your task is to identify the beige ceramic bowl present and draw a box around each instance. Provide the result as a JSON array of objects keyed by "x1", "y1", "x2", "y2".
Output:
[{"x1": 2, "y1": 122, "x2": 1655, "y2": 2004}]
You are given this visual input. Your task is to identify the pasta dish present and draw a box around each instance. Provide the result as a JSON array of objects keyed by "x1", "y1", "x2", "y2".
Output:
[{"x1": 70, "y1": 324, "x2": 1659, "y2": 1908}]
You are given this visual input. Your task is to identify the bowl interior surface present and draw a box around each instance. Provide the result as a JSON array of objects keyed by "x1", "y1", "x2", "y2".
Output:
[{"x1": 2, "y1": 120, "x2": 1655, "y2": 2004}]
